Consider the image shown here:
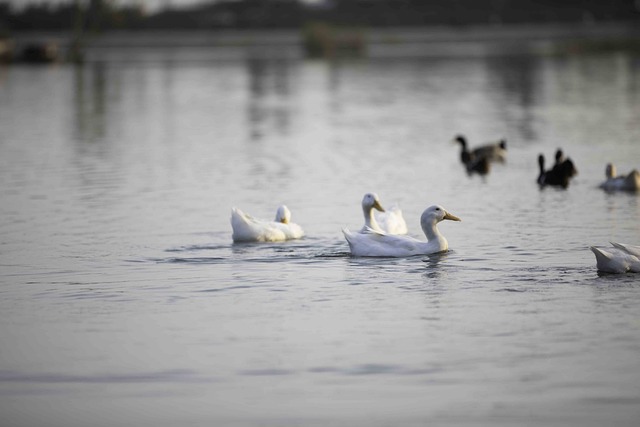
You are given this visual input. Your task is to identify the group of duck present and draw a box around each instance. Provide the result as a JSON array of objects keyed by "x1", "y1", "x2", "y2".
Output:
[
  {"x1": 457, "y1": 134, "x2": 579, "y2": 188},
  {"x1": 230, "y1": 135, "x2": 639, "y2": 273},
  {"x1": 455, "y1": 134, "x2": 639, "y2": 192},
  {"x1": 231, "y1": 192, "x2": 460, "y2": 258}
]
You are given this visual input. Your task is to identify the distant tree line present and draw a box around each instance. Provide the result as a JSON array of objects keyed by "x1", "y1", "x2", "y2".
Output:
[{"x1": 1, "y1": 0, "x2": 639, "y2": 32}]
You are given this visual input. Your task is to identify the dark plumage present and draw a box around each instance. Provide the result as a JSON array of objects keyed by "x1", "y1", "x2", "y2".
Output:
[
  {"x1": 537, "y1": 152, "x2": 578, "y2": 189},
  {"x1": 461, "y1": 150, "x2": 490, "y2": 175},
  {"x1": 454, "y1": 135, "x2": 507, "y2": 164},
  {"x1": 454, "y1": 135, "x2": 505, "y2": 176}
]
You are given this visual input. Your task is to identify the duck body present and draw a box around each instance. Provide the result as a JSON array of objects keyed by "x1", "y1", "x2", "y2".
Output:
[
  {"x1": 375, "y1": 203, "x2": 408, "y2": 235},
  {"x1": 461, "y1": 150, "x2": 491, "y2": 175},
  {"x1": 360, "y1": 193, "x2": 408, "y2": 235},
  {"x1": 590, "y1": 242, "x2": 640, "y2": 273},
  {"x1": 344, "y1": 205, "x2": 461, "y2": 257},
  {"x1": 537, "y1": 152, "x2": 577, "y2": 189},
  {"x1": 231, "y1": 206, "x2": 304, "y2": 243},
  {"x1": 454, "y1": 135, "x2": 507, "y2": 165},
  {"x1": 599, "y1": 163, "x2": 640, "y2": 192}
]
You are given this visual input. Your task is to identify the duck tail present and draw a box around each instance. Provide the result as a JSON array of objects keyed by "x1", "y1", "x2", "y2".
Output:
[{"x1": 590, "y1": 246, "x2": 613, "y2": 266}]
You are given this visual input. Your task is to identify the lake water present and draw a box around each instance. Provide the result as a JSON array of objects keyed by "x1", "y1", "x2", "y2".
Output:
[{"x1": 1, "y1": 45, "x2": 640, "y2": 427}]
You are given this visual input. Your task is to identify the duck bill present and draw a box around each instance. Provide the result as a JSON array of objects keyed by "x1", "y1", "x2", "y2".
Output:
[
  {"x1": 373, "y1": 200, "x2": 385, "y2": 212},
  {"x1": 444, "y1": 212, "x2": 461, "y2": 222}
]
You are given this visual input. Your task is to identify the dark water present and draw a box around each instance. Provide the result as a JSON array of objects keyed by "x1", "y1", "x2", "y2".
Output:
[{"x1": 1, "y1": 47, "x2": 639, "y2": 426}]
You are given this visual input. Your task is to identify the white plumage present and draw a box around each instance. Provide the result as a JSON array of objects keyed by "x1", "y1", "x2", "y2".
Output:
[
  {"x1": 231, "y1": 205, "x2": 304, "y2": 243},
  {"x1": 344, "y1": 205, "x2": 461, "y2": 257},
  {"x1": 599, "y1": 163, "x2": 640, "y2": 192},
  {"x1": 590, "y1": 242, "x2": 640, "y2": 274},
  {"x1": 360, "y1": 192, "x2": 408, "y2": 235}
]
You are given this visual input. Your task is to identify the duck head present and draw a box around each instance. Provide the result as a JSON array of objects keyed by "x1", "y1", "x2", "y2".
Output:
[
  {"x1": 605, "y1": 163, "x2": 616, "y2": 179},
  {"x1": 275, "y1": 205, "x2": 291, "y2": 224},
  {"x1": 453, "y1": 135, "x2": 467, "y2": 149},
  {"x1": 420, "y1": 205, "x2": 461, "y2": 239},
  {"x1": 362, "y1": 193, "x2": 385, "y2": 213}
]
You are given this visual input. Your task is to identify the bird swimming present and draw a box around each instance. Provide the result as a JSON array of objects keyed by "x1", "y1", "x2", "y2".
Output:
[
  {"x1": 231, "y1": 205, "x2": 304, "y2": 243},
  {"x1": 360, "y1": 192, "x2": 408, "y2": 235},
  {"x1": 537, "y1": 150, "x2": 578, "y2": 189},
  {"x1": 343, "y1": 204, "x2": 461, "y2": 257},
  {"x1": 453, "y1": 135, "x2": 507, "y2": 166},
  {"x1": 590, "y1": 242, "x2": 640, "y2": 274},
  {"x1": 599, "y1": 163, "x2": 640, "y2": 192}
]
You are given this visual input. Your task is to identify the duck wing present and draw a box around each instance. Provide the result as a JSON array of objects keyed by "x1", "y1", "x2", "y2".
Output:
[
  {"x1": 610, "y1": 242, "x2": 640, "y2": 258},
  {"x1": 472, "y1": 141, "x2": 506, "y2": 162},
  {"x1": 343, "y1": 228, "x2": 422, "y2": 257},
  {"x1": 231, "y1": 207, "x2": 292, "y2": 242},
  {"x1": 375, "y1": 204, "x2": 408, "y2": 235}
]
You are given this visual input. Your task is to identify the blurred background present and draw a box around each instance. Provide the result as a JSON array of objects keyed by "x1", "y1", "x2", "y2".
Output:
[{"x1": 1, "y1": 0, "x2": 640, "y2": 62}]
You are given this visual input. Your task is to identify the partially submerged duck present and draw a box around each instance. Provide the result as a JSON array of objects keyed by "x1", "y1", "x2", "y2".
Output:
[
  {"x1": 360, "y1": 192, "x2": 408, "y2": 235},
  {"x1": 537, "y1": 150, "x2": 578, "y2": 189},
  {"x1": 590, "y1": 242, "x2": 640, "y2": 274},
  {"x1": 231, "y1": 205, "x2": 304, "y2": 243},
  {"x1": 343, "y1": 205, "x2": 461, "y2": 257},
  {"x1": 599, "y1": 163, "x2": 640, "y2": 192}
]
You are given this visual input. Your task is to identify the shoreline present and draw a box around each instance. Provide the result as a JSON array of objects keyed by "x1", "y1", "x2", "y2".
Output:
[{"x1": 4, "y1": 21, "x2": 640, "y2": 61}]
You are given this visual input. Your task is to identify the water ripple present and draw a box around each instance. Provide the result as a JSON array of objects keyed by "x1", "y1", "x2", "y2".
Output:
[
  {"x1": 238, "y1": 369, "x2": 294, "y2": 376},
  {"x1": 165, "y1": 244, "x2": 229, "y2": 252},
  {"x1": 156, "y1": 257, "x2": 227, "y2": 264},
  {"x1": 0, "y1": 369, "x2": 215, "y2": 384},
  {"x1": 198, "y1": 285, "x2": 254, "y2": 293}
]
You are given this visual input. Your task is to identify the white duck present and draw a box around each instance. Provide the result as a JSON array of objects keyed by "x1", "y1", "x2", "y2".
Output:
[
  {"x1": 231, "y1": 205, "x2": 304, "y2": 243},
  {"x1": 599, "y1": 163, "x2": 640, "y2": 192},
  {"x1": 360, "y1": 192, "x2": 408, "y2": 235},
  {"x1": 344, "y1": 205, "x2": 461, "y2": 257},
  {"x1": 590, "y1": 242, "x2": 640, "y2": 274}
]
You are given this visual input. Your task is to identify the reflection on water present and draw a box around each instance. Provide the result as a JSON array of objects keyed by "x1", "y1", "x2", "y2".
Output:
[
  {"x1": 486, "y1": 56, "x2": 541, "y2": 141},
  {"x1": 246, "y1": 57, "x2": 295, "y2": 140},
  {"x1": 73, "y1": 63, "x2": 107, "y2": 144},
  {"x1": 1, "y1": 47, "x2": 640, "y2": 427}
]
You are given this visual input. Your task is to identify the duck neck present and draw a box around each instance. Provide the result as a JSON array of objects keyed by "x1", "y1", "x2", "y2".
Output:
[
  {"x1": 458, "y1": 138, "x2": 469, "y2": 154},
  {"x1": 538, "y1": 155, "x2": 545, "y2": 174},
  {"x1": 421, "y1": 219, "x2": 442, "y2": 242},
  {"x1": 364, "y1": 206, "x2": 382, "y2": 232}
]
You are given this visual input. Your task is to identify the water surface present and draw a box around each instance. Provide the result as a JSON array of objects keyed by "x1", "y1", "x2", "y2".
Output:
[{"x1": 1, "y1": 47, "x2": 640, "y2": 426}]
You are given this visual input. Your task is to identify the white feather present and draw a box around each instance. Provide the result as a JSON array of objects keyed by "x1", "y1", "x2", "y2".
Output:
[
  {"x1": 360, "y1": 192, "x2": 407, "y2": 235},
  {"x1": 599, "y1": 163, "x2": 640, "y2": 192},
  {"x1": 344, "y1": 205, "x2": 460, "y2": 257},
  {"x1": 590, "y1": 243, "x2": 640, "y2": 274},
  {"x1": 231, "y1": 206, "x2": 304, "y2": 243}
]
